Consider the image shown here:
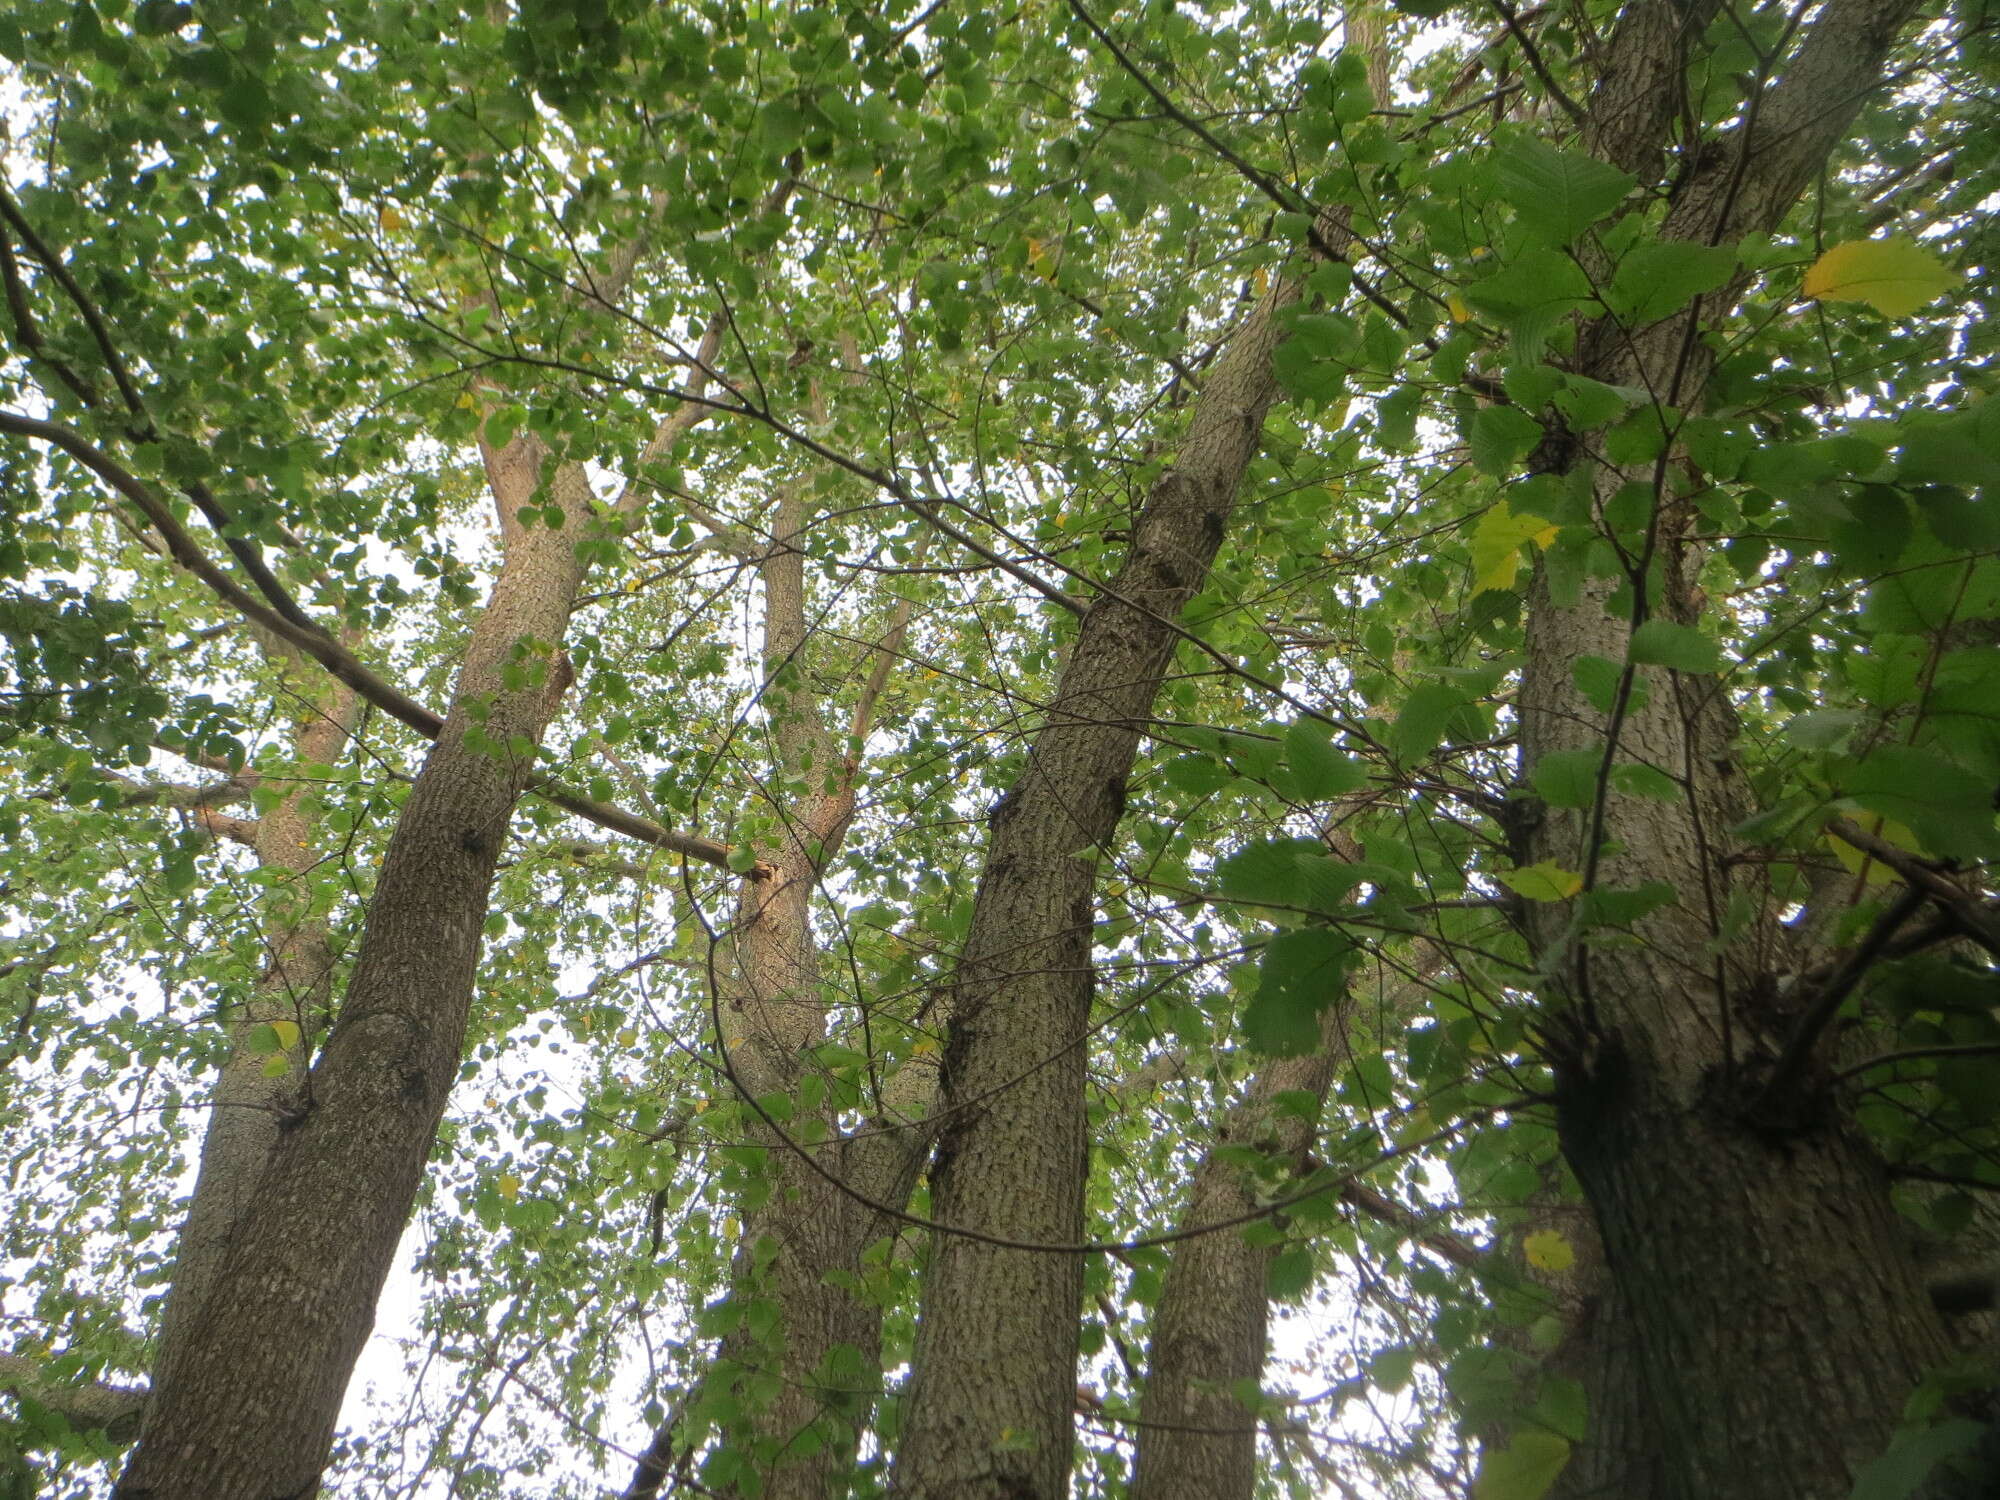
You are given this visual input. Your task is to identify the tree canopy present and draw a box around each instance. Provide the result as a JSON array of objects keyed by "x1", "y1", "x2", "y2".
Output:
[{"x1": 0, "y1": 0, "x2": 1996, "y2": 1497}]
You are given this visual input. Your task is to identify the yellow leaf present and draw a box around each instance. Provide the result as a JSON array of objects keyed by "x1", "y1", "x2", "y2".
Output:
[
  {"x1": 1522, "y1": 1228, "x2": 1575, "y2": 1272},
  {"x1": 1497, "y1": 861, "x2": 1583, "y2": 902},
  {"x1": 1803, "y1": 237, "x2": 1958, "y2": 318},
  {"x1": 497, "y1": 1174, "x2": 520, "y2": 1201},
  {"x1": 1447, "y1": 292, "x2": 1471, "y2": 324},
  {"x1": 1826, "y1": 818, "x2": 1922, "y2": 885},
  {"x1": 261, "y1": 1055, "x2": 291, "y2": 1079},
  {"x1": 1026, "y1": 236, "x2": 1056, "y2": 282},
  {"x1": 1253, "y1": 266, "x2": 1270, "y2": 295},
  {"x1": 911, "y1": 1037, "x2": 940, "y2": 1056},
  {"x1": 617, "y1": 1027, "x2": 638, "y2": 1048},
  {"x1": 268, "y1": 1018, "x2": 302, "y2": 1051},
  {"x1": 1470, "y1": 501, "x2": 1559, "y2": 594},
  {"x1": 379, "y1": 204, "x2": 406, "y2": 233}
]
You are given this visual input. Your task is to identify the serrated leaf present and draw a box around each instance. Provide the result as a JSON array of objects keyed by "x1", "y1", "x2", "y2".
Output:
[
  {"x1": 1471, "y1": 501, "x2": 1560, "y2": 593},
  {"x1": 1571, "y1": 654, "x2": 1637, "y2": 714},
  {"x1": 1389, "y1": 682, "x2": 1471, "y2": 764},
  {"x1": 1284, "y1": 720, "x2": 1367, "y2": 800},
  {"x1": 1491, "y1": 140, "x2": 1635, "y2": 245},
  {"x1": 1530, "y1": 748, "x2": 1602, "y2": 809},
  {"x1": 1469, "y1": 405, "x2": 1545, "y2": 478},
  {"x1": 1845, "y1": 747, "x2": 2000, "y2": 861},
  {"x1": 1245, "y1": 928, "x2": 1351, "y2": 1055},
  {"x1": 1804, "y1": 237, "x2": 1958, "y2": 318},
  {"x1": 1605, "y1": 240, "x2": 1737, "y2": 324},
  {"x1": 1552, "y1": 375, "x2": 1631, "y2": 431},
  {"x1": 1849, "y1": 1419, "x2": 1989, "y2": 1500},
  {"x1": 1267, "y1": 1244, "x2": 1315, "y2": 1299},
  {"x1": 1783, "y1": 708, "x2": 1865, "y2": 751},
  {"x1": 1498, "y1": 861, "x2": 1583, "y2": 901},
  {"x1": 1580, "y1": 880, "x2": 1676, "y2": 925},
  {"x1": 1610, "y1": 761, "x2": 1680, "y2": 800},
  {"x1": 1628, "y1": 619, "x2": 1724, "y2": 673},
  {"x1": 1216, "y1": 839, "x2": 1368, "y2": 913}
]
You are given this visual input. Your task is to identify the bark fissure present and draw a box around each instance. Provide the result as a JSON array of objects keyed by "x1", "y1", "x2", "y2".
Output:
[{"x1": 893, "y1": 279, "x2": 1299, "y2": 1500}]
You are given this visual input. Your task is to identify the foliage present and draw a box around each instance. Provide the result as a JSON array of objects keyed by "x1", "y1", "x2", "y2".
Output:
[{"x1": 0, "y1": 0, "x2": 1994, "y2": 1495}]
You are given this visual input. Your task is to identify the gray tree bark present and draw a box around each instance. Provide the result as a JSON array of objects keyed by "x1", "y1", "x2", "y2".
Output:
[
  {"x1": 1130, "y1": 1012, "x2": 1344, "y2": 1500},
  {"x1": 1513, "y1": 0, "x2": 1977, "y2": 1492},
  {"x1": 623, "y1": 486, "x2": 929, "y2": 1500},
  {"x1": 115, "y1": 445, "x2": 598, "y2": 1500},
  {"x1": 892, "y1": 275, "x2": 1300, "y2": 1500},
  {"x1": 153, "y1": 655, "x2": 359, "y2": 1370}
]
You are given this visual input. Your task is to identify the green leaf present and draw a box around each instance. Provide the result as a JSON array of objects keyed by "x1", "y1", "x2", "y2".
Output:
[
  {"x1": 1468, "y1": 405, "x2": 1545, "y2": 477},
  {"x1": 1783, "y1": 709, "x2": 1866, "y2": 751},
  {"x1": 1490, "y1": 140, "x2": 1635, "y2": 245},
  {"x1": 726, "y1": 844, "x2": 759, "y2": 874},
  {"x1": 1284, "y1": 720, "x2": 1367, "y2": 800},
  {"x1": 1580, "y1": 880, "x2": 1677, "y2": 926},
  {"x1": 1551, "y1": 376, "x2": 1631, "y2": 431},
  {"x1": 1845, "y1": 747, "x2": 2000, "y2": 861},
  {"x1": 1463, "y1": 250, "x2": 1592, "y2": 354},
  {"x1": 1849, "y1": 1419, "x2": 1989, "y2": 1500},
  {"x1": 1604, "y1": 241, "x2": 1737, "y2": 324},
  {"x1": 1388, "y1": 682, "x2": 1471, "y2": 764},
  {"x1": 1475, "y1": 1429, "x2": 1573, "y2": 1500},
  {"x1": 1530, "y1": 748, "x2": 1602, "y2": 809},
  {"x1": 1244, "y1": 928, "x2": 1352, "y2": 1055},
  {"x1": 1571, "y1": 655, "x2": 1639, "y2": 714},
  {"x1": 1217, "y1": 839, "x2": 1368, "y2": 913},
  {"x1": 1804, "y1": 237, "x2": 1959, "y2": 318},
  {"x1": 1627, "y1": 619, "x2": 1724, "y2": 674},
  {"x1": 1267, "y1": 1244, "x2": 1315, "y2": 1299},
  {"x1": 1610, "y1": 762, "x2": 1679, "y2": 800}
]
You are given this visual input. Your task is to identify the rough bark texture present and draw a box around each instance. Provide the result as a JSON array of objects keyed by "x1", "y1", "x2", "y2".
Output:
[
  {"x1": 116, "y1": 447, "x2": 594, "y2": 1500},
  {"x1": 623, "y1": 489, "x2": 929, "y2": 1500},
  {"x1": 1130, "y1": 1014, "x2": 1342, "y2": 1500},
  {"x1": 892, "y1": 280, "x2": 1297, "y2": 1500},
  {"x1": 1513, "y1": 0, "x2": 1974, "y2": 1492},
  {"x1": 152, "y1": 661, "x2": 359, "y2": 1370}
]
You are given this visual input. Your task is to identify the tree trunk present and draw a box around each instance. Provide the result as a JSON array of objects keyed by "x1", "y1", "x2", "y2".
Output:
[
  {"x1": 625, "y1": 488, "x2": 930, "y2": 1500},
  {"x1": 892, "y1": 276, "x2": 1299, "y2": 1500},
  {"x1": 1130, "y1": 1013, "x2": 1343, "y2": 1500},
  {"x1": 1513, "y1": 0, "x2": 1970, "y2": 1491},
  {"x1": 152, "y1": 656, "x2": 358, "y2": 1369},
  {"x1": 116, "y1": 449, "x2": 595, "y2": 1500}
]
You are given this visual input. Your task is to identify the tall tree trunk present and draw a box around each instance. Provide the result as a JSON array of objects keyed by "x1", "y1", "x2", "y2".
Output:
[
  {"x1": 1514, "y1": 0, "x2": 1970, "y2": 1491},
  {"x1": 623, "y1": 488, "x2": 928, "y2": 1500},
  {"x1": 1130, "y1": 1012, "x2": 1343, "y2": 1500},
  {"x1": 892, "y1": 276, "x2": 1300, "y2": 1500},
  {"x1": 152, "y1": 653, "x2": 359, "y2": 1368},
  {"x1": 116, "y1": 447, "x2": 596, "y2": 1500}
]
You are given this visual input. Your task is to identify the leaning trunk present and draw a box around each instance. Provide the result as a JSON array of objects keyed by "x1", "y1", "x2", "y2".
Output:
[
  {"x1": 626, "y1": 488, "x2": 928, "y2": 1500},
  {"x1": 117, "y1": 451, "x2": 595, "y2": 1500},
  {"x1": 152, "y1": 657, "x2": 358, "y2": 1367},
  {"x1": 893, "y1": 274, "x2": 1300, "y2": 1500}
]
